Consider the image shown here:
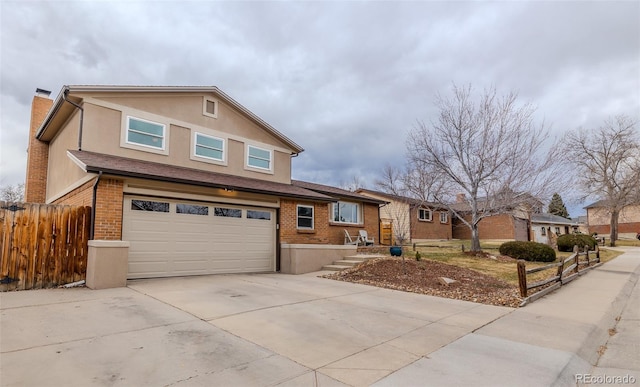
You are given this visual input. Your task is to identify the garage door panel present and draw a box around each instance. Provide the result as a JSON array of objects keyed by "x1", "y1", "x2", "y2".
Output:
[{"x1": 124, "y1": 196, "x2": 275, "y2": 279}]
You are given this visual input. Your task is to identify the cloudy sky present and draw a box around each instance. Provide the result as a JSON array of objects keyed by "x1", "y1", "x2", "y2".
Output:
[{"x1": 1, "y1": 1, "x2": 638, "y2": 216}]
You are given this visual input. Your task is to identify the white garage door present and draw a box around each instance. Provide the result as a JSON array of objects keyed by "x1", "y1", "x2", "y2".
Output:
[{"x1": 123, "y1": 196, "x2": 276, "y2": 279}]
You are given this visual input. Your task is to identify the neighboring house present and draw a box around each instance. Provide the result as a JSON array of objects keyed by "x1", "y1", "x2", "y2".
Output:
[
  {"x1": 586, "y1": 200, "x2": 640, "y2": 238},
  {"x1": 450, "y1": 193, "x2": 543, "y2": 241},
  {"x1": 356, "y1": 189, "x2": 452, "y2": 242},
  {"x1": 24, "y1": 85, "x2": 382, "y2": 285},
  {"x1": 530, "y1": 213, "x2": 578, "y2": 245}
]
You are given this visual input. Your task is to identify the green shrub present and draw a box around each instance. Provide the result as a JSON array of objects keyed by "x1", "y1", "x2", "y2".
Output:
[
  {"x1": 557, "y1": 234, "x2": 597, "y2": 252},
  {"x1": 415, "y1": 251, "x2": 422, "y2": 261},
  {"x1": 499, "y1": 241, "x2": 556, "y2": 262}
]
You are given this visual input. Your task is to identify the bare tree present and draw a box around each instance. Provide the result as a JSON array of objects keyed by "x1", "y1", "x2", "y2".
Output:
[
  {"x1": 339, "y1": 175, "x2": 366, "y2": 192},
  {"x1": 563, "y1": 115, "x2": 640, "y2": 245},
  {"x1": 407, "y1": 84, "x2": 563, "y2": 252},
  {"x1": 374, "y1": 162, "x2": 447, "y2": 247},
  {"x1": 375, "y1": 165, "x2": 413, "y2": 246},
  {"x1": 1, "y1": 183, "x2": 25, "y2": 202}
]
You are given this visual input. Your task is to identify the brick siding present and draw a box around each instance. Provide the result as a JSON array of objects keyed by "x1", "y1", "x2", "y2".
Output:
[
  {"x1": 410, "y1": 207, "x2": 452, "y2": 239},
  {"x1": 452, "y1": 213, "x2": 517, "y2": 240},
  {"x1": 53, "y1": 177, "x2": 124, "y2": 240},
  {"x1": 24, "y1": 95, "x2": 53, "y2": 203},
  {"x1": 589, "y1": 222, "x2": 640, "y2": 235},
  {"x1": 280, "y1": 199, "x2": 380, "y2": 245}
]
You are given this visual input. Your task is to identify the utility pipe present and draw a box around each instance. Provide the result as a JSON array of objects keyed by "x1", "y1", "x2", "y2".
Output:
[
  {"x1": 90, "y1": 171, "x2": 102, "y2": 240},
  {"x1": 62, "y1": 89, "x2": 84, "y2": 151}
]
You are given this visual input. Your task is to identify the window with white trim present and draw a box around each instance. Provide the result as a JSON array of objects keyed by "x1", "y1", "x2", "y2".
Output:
[
  {"x1": 440, "y1": 212, "x2": 448, "y2": 223},
  {"x1": 297, "y1": 205, "x2": 314, "y2": 229},
  {"x1": 194, "y1": 133, "x2": 224, "y2": 161},
  {"x1": 203, "y1": 97, "x2": 218, "y2": 118},
  {"x1": 541, "y1": 227, "x2": 547, "y2": 236},
  {"x1": 418, "y1": 208, "x2": 432, "y2": 221},
  {"x1": 126, "y1": 116, "x2": 165, "y2": 150},
  {"x1": 332, "y1": 201, "x2": 360, "y2": 224},
  {"x1": 247, "y1": 145, "x2": 272, "y2": 170}
]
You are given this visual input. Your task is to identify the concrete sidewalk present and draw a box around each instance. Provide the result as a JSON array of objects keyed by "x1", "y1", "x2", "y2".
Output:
[
  {"x1": 1, "y1": 247, "x2": 638, "y2": 386},
  {"x1": 374, "y1": 246, "x2": 640, "y2": 387}
]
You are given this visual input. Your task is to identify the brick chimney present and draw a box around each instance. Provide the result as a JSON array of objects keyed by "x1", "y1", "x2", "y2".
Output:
[
  {"x1": 24, "y1": 88, "x2": 53, "y2": 203},
  {"x1": 456, "y1": 193, "x2": 466, "y2": 203}
]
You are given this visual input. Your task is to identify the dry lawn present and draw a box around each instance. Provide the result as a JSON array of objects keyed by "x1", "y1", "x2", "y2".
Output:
[{"x1": 325, "y1": 241, "x2": 624, "y2": 308}]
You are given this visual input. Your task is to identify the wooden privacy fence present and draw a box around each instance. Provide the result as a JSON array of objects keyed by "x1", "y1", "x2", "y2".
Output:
[
  {"x1": 0, "y1": 201, "x2": 91, "y2": 291},
  {"x1": 517, "y1": 245, "x2": 601, "y2": 305}
]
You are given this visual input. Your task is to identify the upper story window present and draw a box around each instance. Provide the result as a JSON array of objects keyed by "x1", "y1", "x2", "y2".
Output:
[
  {"x1": 297, "y1": 205, "x2": 314, "y2": 229},
  {"x1": 332, "y1": 201, "x2": 360, "y2": 224},
  {"x1": 126, "y1": 116, "x2": 165, "y2": 150},
  {"x1": 247, "y1": 145, "x2": 272, "y2": 171},
  {"x1": 194, "y1": 133, "x2": 224, "y2": 161},
  {"x1": 440, "y1": 212, "x2": 449, "y2": 224},
  {"x1": 202, "y1": 97, "x2": 218, "y2": 118},
  {"x1": 418, "y1": 208, "x2": 433, "y2": 222}
]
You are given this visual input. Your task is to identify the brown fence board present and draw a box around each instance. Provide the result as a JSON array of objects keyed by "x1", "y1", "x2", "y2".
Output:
[{"x1": 0, "y1": 201, "x2": 91, "y2": 291}]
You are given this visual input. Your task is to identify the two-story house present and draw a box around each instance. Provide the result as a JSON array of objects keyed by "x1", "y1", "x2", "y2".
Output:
[
  {"x1": 586, "y1": 200, "x2": 640, "y2": 239},
  {"x1": 24, "y1": 86, "x2": 383, "y2": 286}
]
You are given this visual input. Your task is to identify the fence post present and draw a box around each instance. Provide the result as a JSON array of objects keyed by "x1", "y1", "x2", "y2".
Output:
[
  {"x1": 584, "y1": 246, "x2": 590, "y2": 266},
  {"x1": 517, "y1": 260, "x2": 527, "y2": 298},
  {"x1": 595, "y1": 245, "x2": 600, "y2": 262},
  {"x1": 574, "y1": 246, "x2": 580, "y2": 274}
]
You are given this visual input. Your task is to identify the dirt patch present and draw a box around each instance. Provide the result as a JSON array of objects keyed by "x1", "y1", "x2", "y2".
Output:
[{"x1": 324, "y1": 257, "x2": 522, "y2": 308}]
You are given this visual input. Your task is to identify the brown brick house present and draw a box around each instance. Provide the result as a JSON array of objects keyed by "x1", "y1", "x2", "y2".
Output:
[
  {"x1": 450, "y1": 194, "x2": 542, "y2": 241},
  {"x1": 356, "y1": 189, "x2": 452, "y2": 242},
  {"x1": 24, "y1": 85, "x2": 382, "y2": 285}
]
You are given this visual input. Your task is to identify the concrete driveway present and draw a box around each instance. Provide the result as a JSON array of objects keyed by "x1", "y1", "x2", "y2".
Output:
[{"x1": 1, "y1": 272, "x2": 512, "y2": 386}]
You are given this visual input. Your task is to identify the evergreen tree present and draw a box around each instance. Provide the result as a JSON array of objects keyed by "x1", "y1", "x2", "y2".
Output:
[{"x1": 548, "y1": 193, "x2": 569, "y2": 218}]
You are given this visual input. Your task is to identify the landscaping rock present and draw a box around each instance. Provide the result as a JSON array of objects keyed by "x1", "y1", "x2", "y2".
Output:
[{"x1": 438, "y1": 277, "x2": 458, "y2": 286}]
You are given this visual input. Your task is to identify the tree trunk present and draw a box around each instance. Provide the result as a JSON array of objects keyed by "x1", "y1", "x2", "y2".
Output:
[
  {"x1": 609, "y1": 210, "x2": 619, "y2": 247},
  {"x1": 470, "y1": 225, "x2": 481, "y2": 252}
]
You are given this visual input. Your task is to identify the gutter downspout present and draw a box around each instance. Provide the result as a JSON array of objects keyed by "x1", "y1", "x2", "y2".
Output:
[
  {"x1": 90, "y1": 171, "x2": 102, "y2": 240},
  {"x1": 62, "y1": 90, "x2": 84, "y2": 151}
]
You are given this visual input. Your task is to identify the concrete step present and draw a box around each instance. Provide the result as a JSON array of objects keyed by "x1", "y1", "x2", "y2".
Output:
[
  {"x1": 344, "y1": 254, "x2": 386, "y2": 262},
  {"x1": 321, "y1": 264, "x2": 353, "y2": 271},
  {"x1": 333, "y1": 260, "x2": 365, "y2": 267}
]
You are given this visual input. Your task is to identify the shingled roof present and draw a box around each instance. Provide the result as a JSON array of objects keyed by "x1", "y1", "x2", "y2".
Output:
[
  {"x1": 68, "y1": 150, "x2": 334, "y2": 202},
  {"x1": 292, "y1": 180, "x2": 387, "y2": 204}
]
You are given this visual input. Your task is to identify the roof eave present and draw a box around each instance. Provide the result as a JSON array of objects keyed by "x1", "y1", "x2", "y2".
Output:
[{"x1": 82, "y1": 165, "x2": 334, "y2": 203}]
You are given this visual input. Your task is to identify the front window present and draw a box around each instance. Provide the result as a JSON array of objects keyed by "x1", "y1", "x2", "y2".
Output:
[
  {"x1": 297, "y1": 205, "x2": 314, "y2": 229},
  {"x1": 555, "y1": 227, "x2": 561, "y2": 234},
  {"x1": 418, "y1": 208, "x2": 432, "y2": 221},
  {"x1": 332, "y1": 201, "x2": 360, "y2": 224},
  {"x1": 440, "y1": 212, "x2": 448, "y2": 223},
  {"x1": 541, "y1": 227, "x2": 547, "y2": 236},
  {"x1": 195, "y1": 133, "x2": 224, "y2": 161},
  {"x1": 126, "y1": 116, "x2": 165, "y2": 150},
  {"x1": 247, "y1": 145, "x2": 272, "y2": 170}
]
